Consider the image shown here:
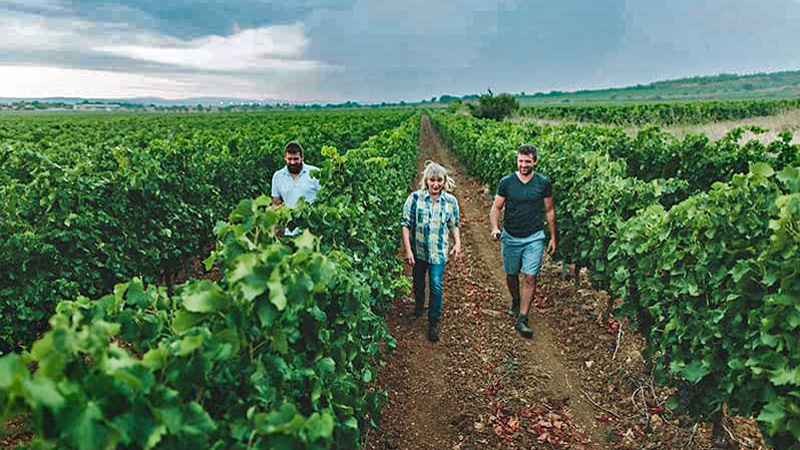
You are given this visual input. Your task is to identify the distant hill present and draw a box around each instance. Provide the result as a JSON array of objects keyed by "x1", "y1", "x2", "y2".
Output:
[
  {"x1": 515, "y1": 70, "x2": 800, "y2": 105},
  {"x1": 4, "y1": 69, "x2": 800, "y2": 108}
]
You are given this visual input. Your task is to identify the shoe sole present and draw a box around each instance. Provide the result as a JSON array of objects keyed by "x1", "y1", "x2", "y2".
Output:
[{"x1": 515, "y1": 325, "x2": 534, "y2": 338}]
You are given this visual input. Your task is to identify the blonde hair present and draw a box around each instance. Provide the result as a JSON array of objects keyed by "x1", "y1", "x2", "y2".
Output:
[{"x1": 418, "y1": 160, "x2": 456, "y2": 191}]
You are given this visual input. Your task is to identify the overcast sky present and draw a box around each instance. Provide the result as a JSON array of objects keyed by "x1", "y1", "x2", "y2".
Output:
[{"x1": 1, "y1": 0, "x2": 799, "y2": 102}]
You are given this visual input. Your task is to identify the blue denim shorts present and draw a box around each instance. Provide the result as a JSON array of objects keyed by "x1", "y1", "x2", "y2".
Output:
[{"x1": 501, "y1": 229, "x2": 545, "y2": 275}]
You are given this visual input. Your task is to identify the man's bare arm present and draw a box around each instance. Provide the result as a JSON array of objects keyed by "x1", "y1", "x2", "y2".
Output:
[
  {"x1": 489, "y1": 195, "x2": 506, "y2": 240},
  {"x1": 544, "y1": 196, "x2": 557, "y2": 254}
]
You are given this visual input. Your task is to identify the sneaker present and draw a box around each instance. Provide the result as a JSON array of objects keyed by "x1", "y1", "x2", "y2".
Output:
[
  {"x1": 515, "y1": 315, "x2": 533, "y2": 338},
  {"x1": 428, "y1": 319, "x2": 440, "y2": 342},
  {"x1": 507, "y1": 297, "x2": 520, "y2": 317}
]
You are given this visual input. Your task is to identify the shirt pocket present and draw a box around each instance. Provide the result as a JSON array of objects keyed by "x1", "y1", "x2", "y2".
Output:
[
  {"x1": 442, "y1": 204, "x2": 452, "y2": 228},
  {"x1": 415, "y1": 206, "x2": 426, "y2": 225},
  {"x1": 430, "y1": 204, "x2": 446, "y2": 229}
]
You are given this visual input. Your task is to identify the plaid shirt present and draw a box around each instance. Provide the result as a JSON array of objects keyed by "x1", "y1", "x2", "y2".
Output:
[{"x1": 401, "y1": 189, "x2": 460, "y2": 265}]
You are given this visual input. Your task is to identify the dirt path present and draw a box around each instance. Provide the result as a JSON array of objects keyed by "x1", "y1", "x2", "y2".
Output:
[
  {"x1": 366, "y1": 116, "x2": 603, "y2": 449},
  {"x1": 366, "y1": 115, "x2": 765, "y2": 450}
]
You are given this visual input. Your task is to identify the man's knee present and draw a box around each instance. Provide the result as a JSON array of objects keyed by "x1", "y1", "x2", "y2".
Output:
[{"x1": 522, "y1": 274, "x2": 537, "y2": 287}]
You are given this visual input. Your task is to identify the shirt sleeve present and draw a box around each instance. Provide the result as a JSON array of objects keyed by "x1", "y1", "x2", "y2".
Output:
[
  {"x1": 543, "y1": 177, "x2": 552, "y2": 198},
  {"x1": 448, "y1": 195, "x2": 460, "y2": 229},
  {"x1": 401, "y1": 193, "x2": 415, "y2": 228},
  {"x1": 496, "y1": 176, "x2": 508, "y2": 197},
  {"x1": 271, "y1": 171, "x2": 280, "y2": 199},
  {"x1": 308, "y1": 177, "x2": 321, "y2": 202}
]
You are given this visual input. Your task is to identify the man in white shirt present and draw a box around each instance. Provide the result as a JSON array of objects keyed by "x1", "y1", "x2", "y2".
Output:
[{"x1": 271, "y1": 141, "x2": 321, "y2": 236}]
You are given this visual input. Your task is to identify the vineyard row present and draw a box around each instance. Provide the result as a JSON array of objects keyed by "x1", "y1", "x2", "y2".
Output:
[
  {"x1": 0, "y1": 110, "x2": 414, "y2": 351},
  {"x1": 0, "y1": 114, "x2": 422, "y2": 449},
  {"x1": 431, "y1": 111, "x2": 800, "y2": 449}
]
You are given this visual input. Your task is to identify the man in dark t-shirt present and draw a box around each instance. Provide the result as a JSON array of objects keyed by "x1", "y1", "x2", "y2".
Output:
[{"x1": 489, "y1": 144, "x2": 557, "y2": 338}]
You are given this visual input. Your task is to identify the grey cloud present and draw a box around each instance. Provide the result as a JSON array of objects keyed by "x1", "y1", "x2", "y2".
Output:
[
  {"x1": 14, "y1": 0, "x2": 352, "y2": 37},
  {"x1": 0, "y1": 49, "x2": 197, "y2": 75},
  {"x1": 0, "y1": 47, "x2": 326, "y2": 80},
  {"x1": 3, "y1": 0, "x2": 800, "y2": 102},
  {"x1": 593, "y1": 0, "x2": 800, "y2": 89},
  {"x1": 306, "y1": 0, "x2": 629, "y2": 100},
  {"x1": 3, "y1": 0, "x2": 69, "y2": 15}
]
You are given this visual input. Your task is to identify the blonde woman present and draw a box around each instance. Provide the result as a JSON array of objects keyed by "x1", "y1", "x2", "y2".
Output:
[{"x1": 401, "y1": 161, "x2": 462, "y2": 342}]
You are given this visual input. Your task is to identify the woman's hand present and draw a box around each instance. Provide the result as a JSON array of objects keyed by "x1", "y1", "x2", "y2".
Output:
[
  {"x1": 449, "y1": 243, "x2": 462, "y2": 261},
  {"x1": 404, "y1": 249, "x2": 416, "y2": 266}
]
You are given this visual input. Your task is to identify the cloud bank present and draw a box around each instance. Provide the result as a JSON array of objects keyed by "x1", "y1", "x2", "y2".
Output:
[{"x1": 1, "y1": 0, "x2": 799, "y2": 102}]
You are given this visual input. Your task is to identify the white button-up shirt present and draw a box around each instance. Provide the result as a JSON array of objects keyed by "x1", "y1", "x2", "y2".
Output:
[
  {"x1": 271, "y1": 164, "x2": 321, "y2": 236},
  {"x1": 271, "y1": 164, "x2": 321, "y2": 208}
]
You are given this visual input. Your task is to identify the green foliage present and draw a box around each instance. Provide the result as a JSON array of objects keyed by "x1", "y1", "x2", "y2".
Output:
[
  {"x1": 472, "y1": 93, "x2": 519, "y2": 121},
  {"x1": 610, "y1": 165, "x2": 800, "y2": 447},
  {"x1": 432, "y1": 111, "x2": 800, "y2": 448},
  {"x1": 0, "y1": 114, "x2": 421, "y2": 449},
  {"x1": 521, "y1": 99, "x2": 800, "y2": 126},
  {"x1": 618, "y1": 124, "x2": 781, "y2": 193},
  {"x1": 0, "y1": 110, "x2": 414, "y2": 352}
]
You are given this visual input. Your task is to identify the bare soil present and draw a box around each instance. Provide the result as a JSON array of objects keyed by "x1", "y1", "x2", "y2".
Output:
[
  {"x1": 0, "y1": 416, "x2": 32, "y2": 450},
  {"x1": 364, "y1": 115, "x2": 767, "y2": 450},
  {"x1": 518, "y1": 109, "x2": 800, "y2": 145}
]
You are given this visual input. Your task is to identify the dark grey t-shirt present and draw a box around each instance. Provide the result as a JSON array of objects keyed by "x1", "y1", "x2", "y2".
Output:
[{"x1": 497, "y1": 172, "x2": 552, "y2": 238}]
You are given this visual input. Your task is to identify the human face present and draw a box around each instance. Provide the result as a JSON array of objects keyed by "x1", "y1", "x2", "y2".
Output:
[
  {"x1": 426, "y1": 176, "x2": 445, "y2": 196},
  {"x1": 517, "y1": 153, "x2": 536, "y2": 176},
  {"x1": 285, "y1": 152, "x2": 304, "y2": 174}
]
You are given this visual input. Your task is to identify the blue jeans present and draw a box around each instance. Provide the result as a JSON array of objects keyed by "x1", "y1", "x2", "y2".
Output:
[{"x1": 413, "y1": 260, "x2": 445, "y2": 321}]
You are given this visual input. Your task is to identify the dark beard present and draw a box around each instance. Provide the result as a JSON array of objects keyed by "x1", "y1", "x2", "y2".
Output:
[{"x1": 287, "y1": 163, "x2": 303, "y2": 174}]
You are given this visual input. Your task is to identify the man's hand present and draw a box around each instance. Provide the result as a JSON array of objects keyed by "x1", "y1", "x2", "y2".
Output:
[
  {"x1": 489, "y1": 195, "x2": 505, "y2": 242},
  {"x1": 547, "y1": 237, "x2": 557, "y2": 255},
  {"x1": 404, "y1": 249, "x2": 415, "y2": 266}
]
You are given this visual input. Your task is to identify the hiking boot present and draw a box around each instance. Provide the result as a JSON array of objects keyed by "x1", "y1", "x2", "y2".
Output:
[
  {"x1": 428, "y1": 319, "x2": 440, "y2": 342},
  {"x1": 515, "y1": 315, "x2": 533, "y2": 338},
  {"x1": 507, "y1": 297, "x2": 520, "y2": 317}
]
